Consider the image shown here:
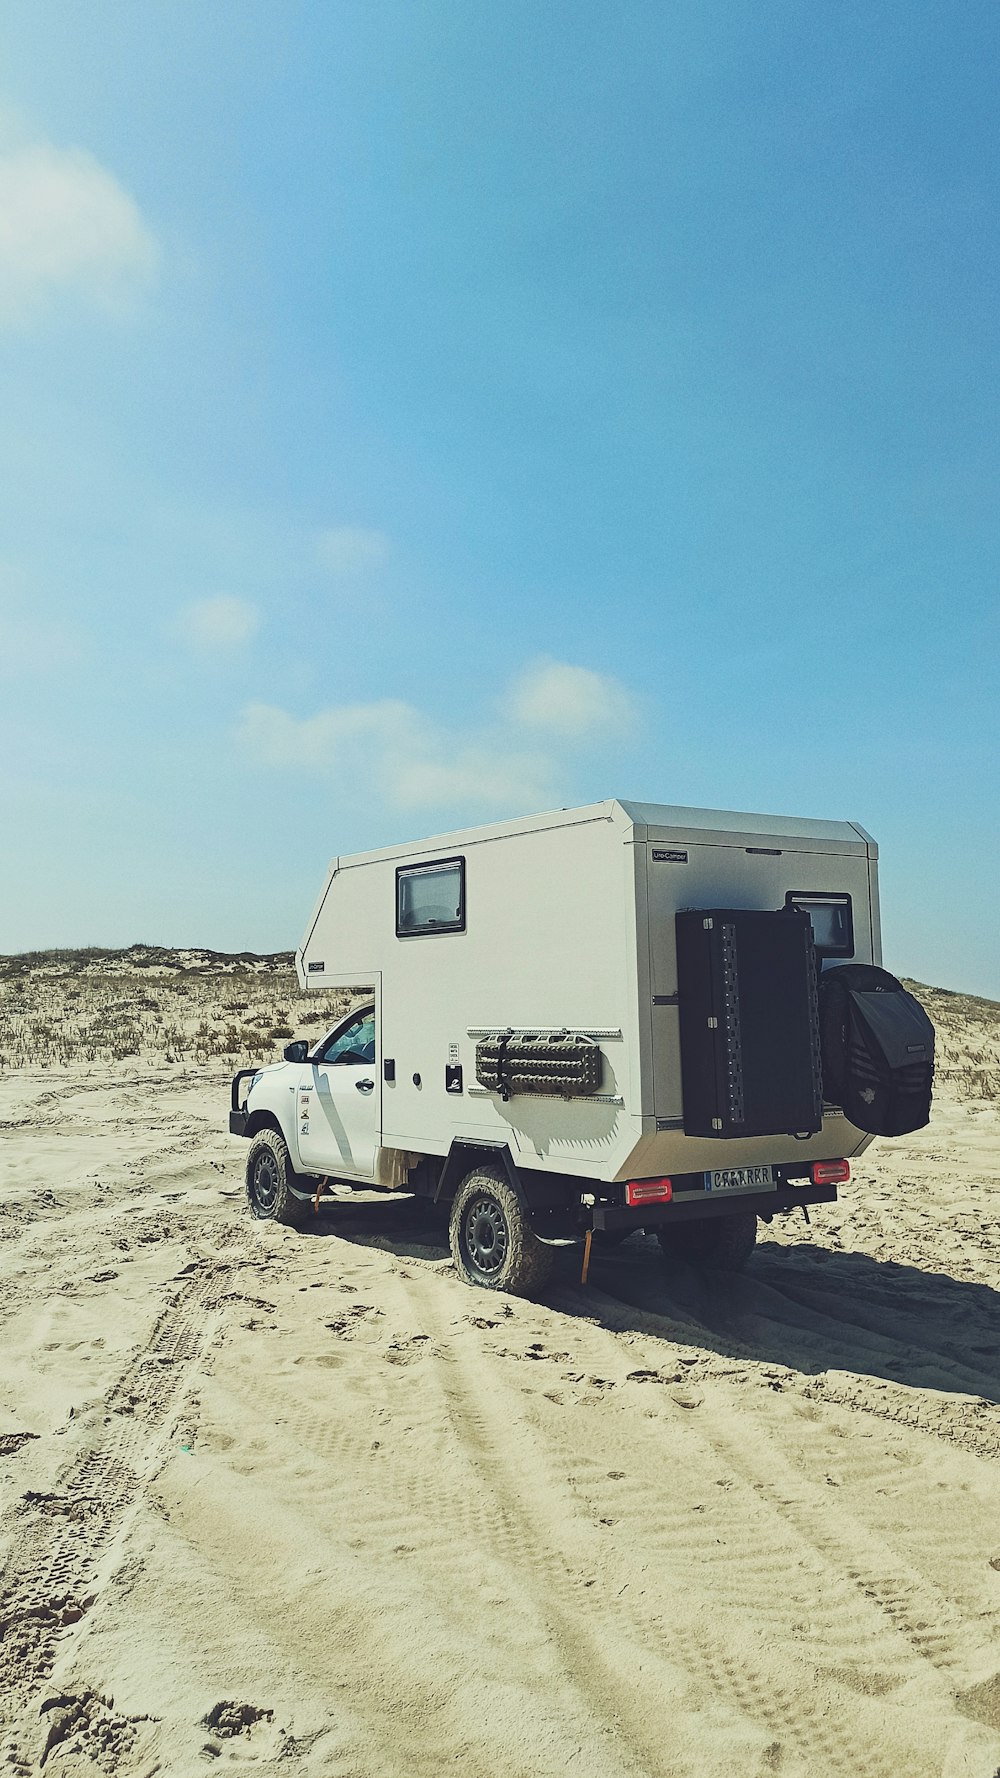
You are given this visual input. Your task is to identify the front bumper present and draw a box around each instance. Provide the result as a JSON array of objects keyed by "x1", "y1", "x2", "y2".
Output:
[{"x1": 229, "y1": 1069, "x2": 258, "y2": 1138}]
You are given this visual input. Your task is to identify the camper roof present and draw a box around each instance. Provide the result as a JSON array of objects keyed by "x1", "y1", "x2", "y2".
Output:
[{"x1": 325, "y1": 799, "x2": 874, "y2": 869}]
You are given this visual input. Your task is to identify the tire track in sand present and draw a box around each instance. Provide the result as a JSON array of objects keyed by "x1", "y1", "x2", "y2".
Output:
[
  {"x1": 0, "y1": 1219, "x2": 248, "y2": 1773},
  {"x1": 696, "y1": 1411, "x2": 1000, "y2": 1691},
  {"x1": 391, "y1": 1268, "x2": 910, "y2": 1778}
]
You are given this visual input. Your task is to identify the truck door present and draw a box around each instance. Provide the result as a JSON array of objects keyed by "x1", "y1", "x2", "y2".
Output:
[{"x1": 296, "y1": 1006, "x2": 379, "y2": 1179}]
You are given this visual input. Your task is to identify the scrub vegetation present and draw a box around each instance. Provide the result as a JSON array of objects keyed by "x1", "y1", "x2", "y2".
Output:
[
  {"x1": 0, "y1": 946, "x2": 996, "y2": 1095},
  {"x1": 0, "y1": 945, "x2": 360, "y2": 1069},
  {"x1": 910, "y1": 980, "x2": 1000, "y2": 1101}
]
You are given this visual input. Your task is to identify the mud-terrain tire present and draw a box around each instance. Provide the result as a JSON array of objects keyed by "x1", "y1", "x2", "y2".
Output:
[
  {"x1": 246, "y1": 1127, "x2": 311, "y2": 1228},
  {"x1": 449, "y1": 1168, "x2": 556, "y2": 1296},
  {"x1": 656, "y1": 1211, "x2": 757, "y2": 1272}
]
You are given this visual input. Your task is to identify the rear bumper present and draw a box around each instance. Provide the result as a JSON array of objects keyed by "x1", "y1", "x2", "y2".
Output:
[{"x1": 591, "y1": 1180, "x2": 837, "y2": 1231}]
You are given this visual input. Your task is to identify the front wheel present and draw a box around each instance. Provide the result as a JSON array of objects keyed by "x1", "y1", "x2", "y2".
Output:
[
  {"x1": 449, "y1": 1168, "x2": 556, "y2": 1296},
  {"x1": 656, "y1": 1211, "x2": 757, "y2": 1272},
  {"x1": 246, "y1": 1128, "x2": 310, "y2": 1227}
]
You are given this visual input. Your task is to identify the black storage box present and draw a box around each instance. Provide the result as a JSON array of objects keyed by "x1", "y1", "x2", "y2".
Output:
[{"x1": 676, "y1": 908, "x2": 823, "y2": 1138}]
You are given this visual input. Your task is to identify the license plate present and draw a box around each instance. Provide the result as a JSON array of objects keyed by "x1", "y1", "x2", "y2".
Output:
[{"x1": 704, "y1": 1164, "x2": 774, "y2": 1194}]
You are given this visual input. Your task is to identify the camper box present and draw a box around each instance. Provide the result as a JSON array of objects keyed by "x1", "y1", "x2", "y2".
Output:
[
  {"x1": 294, "y1": 798, "x2": 880, "y2": 1187},
  {"x1": 231, "y1": 796, "x2": 935, "y2": 1290}
]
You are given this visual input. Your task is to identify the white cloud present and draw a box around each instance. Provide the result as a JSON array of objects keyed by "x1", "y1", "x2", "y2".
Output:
[
  {"x1": 237, "y1": 697, "x2": 552, "y2": 811},
  {"x1": 506, "y1": 658, "x2": 635, "y2": 738},
  {"x1": 0, "y1": 138, "x2": 159, "y2": 325},
  {"x1": 238, "y1": 698, "x2": 413, "y2": 766},
  {"x1": 0, "y1": 609, "x2": 78, "y2": 676},
  {"x1": 175, "y1": 595, "x2": 260, "y2": 650},
  {"x1": 237, "y1": 657, "x2": 634, "y2": 817},
  {"x1": 315, "y1": 526, "x2": 390, "y2": 576},
  {"x1": 0, "y1": 564, "x2": 79, "y2": 675},
  {"x1": 387, "y1": 748, "x2": 554, "y2": 812}
]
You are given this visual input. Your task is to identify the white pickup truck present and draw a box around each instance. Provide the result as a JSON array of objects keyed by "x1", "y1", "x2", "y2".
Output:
[{"x1": 230, "y1": 799, "x2": 933, "y2": 1295}]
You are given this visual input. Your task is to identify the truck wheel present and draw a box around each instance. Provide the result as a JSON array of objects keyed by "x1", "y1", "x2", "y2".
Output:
[
  {"x1": 449, "y1": 1168, "x2": 556, "y2": 1296},
  {"x1": 246, "y1": 1128, "x2": 309, "y2": 1228},
  {"x1": 656, "y1": 1212, "x2": 757, "y2": 1272}
]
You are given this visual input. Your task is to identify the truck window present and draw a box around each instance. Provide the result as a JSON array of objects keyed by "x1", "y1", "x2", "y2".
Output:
[
  {"x1": 785, "y1": 892, "x2": 854, "y2": 957},
  {"x1": 317, "y1": 1010, "x2": 376, "y2": 1065},
  {"x1": 396, "y1": 857, "x2": 465, "y2": 936}
]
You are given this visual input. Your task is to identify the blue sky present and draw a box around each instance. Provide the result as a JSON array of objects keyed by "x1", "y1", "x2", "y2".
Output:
[{"x1": 0, "y1": 1, "x2": 997, "y2": 994}]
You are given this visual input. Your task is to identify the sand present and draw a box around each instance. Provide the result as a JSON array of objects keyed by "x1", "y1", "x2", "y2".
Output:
[{"x1": 1, "y1": 961, "x2": 999, "y2": 1777}]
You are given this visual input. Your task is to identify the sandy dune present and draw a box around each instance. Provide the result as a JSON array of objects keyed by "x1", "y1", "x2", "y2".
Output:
[{"x1": 1, "y1": 964, "x2": 1000, "y2": 1776}]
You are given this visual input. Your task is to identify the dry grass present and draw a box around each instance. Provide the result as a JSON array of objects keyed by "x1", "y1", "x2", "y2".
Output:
[
  {"x1": 901, "y1": 978, "x2": 1000, "y2": 1101},
  {"x1": 1, "y1": 948, "x2": 996, "y2": 1098},
  {"x1": 0, "y1": 945, "x2": 362, "y2": 1069}
]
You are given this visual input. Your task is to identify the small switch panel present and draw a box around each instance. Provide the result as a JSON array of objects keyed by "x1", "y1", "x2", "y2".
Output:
[
  {"x1": 383, "y1": 1058, "x2": 396, "y2": 1083},
  {"x1": 445, "y1": 1064, "x2": 463, "y2": 1094}
]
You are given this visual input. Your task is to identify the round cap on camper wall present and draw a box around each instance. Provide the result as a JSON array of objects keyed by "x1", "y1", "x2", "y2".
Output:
[{"x1": 412, "y1": 1072, "x2": 422, "y2": 1087}]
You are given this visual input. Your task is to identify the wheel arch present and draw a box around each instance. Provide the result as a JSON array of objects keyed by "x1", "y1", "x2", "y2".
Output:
[
  {"x1": 244, "y1": 1108, "x2": 288, "y2": 1142},
  {"x1": 434, "y1": 1141, "x2": 579, "y2": 1236},
  {"x1": 434, "y1": 1139, "x2": 526, "y2": 1210}
]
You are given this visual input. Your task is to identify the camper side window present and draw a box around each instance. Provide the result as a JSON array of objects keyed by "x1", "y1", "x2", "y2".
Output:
[{"x1": 396, "y1": 858, "x2": 465, "y2": 936}]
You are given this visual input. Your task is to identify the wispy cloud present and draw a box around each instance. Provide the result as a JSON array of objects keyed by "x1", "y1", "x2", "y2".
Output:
[
  {"x1": 0, "y1": 133, "x2": 159, "y2": 325},
  {"x1": 239, "y1": 698, "x2": 414, "y2": 764},
  {"x1": 388, "y1": 746, "x2": 554, "y2": 812},
  {"x1": 0, "y1": 564, "x2": 80, "y2": 675},
  {"x1": 236, "y1": 657, "x2": 633, "y2": 817},
  {"x1": 174, "y1": 595, "x2": 260, "y2": 650},
  {"x1": 506, "y1": 658, "x2": 635, "y2": 737},
  {"x1": 239, "y1": 696, "x2": 555, "y2": 812},
  {"x1": 315, "y1": 526, "x2": 390, "y2": 576}
]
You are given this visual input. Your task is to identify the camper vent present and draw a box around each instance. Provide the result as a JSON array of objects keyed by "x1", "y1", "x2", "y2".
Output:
[{"x1": 475, "y1": 1030, "x2": 602, "y2": 1102}]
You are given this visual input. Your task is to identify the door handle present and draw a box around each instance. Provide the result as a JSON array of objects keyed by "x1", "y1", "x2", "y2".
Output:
[{"x1": 356, "y1": 1078, "x2": 374, "y2": 1094}]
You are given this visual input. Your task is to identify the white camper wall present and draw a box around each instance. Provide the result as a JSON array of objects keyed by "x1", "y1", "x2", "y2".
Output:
[
  {"x1": 641, "y1": 823, "x2": 873, "y2": 1120},
  {"x1": 298, "y1": 800, "x2": 884, "y2": 1186},
  {"x1": 300, "y1": 804, "x2": 647, "y2": 1179},
  {"x1": 631, "y1": 812, "x2": 879, "y2": 1174}
]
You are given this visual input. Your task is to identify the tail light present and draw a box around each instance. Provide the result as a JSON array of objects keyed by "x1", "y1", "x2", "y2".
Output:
[
  {"x1": 625, "y1": 1177, "x2": 673, "y2": 1207},
  {"x1": 811, "y1": 1159, "x2": 850, "y2": 1186}
]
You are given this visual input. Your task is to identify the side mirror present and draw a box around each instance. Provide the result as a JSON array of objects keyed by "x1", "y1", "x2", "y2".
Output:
[{"x1": 283, "y1": 1039, "x2": 310, "y2": 1063}]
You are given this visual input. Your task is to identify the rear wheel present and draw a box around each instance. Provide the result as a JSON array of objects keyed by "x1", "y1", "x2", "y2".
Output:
[
  {"x1": 656, "y1": 1211, "x2": 757, "y2": 1272},
  {"x1": 246, "y1": 1127, "x2": 310, "y2": 1227},
  {"x1": 449, "y1": 1168, "x2": 556, "y2": 1296}
]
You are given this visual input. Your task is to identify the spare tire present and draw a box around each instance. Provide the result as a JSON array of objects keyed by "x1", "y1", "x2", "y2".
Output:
[{"x1": 819, "y1": 965, "x2": 934, "y2": 1135}]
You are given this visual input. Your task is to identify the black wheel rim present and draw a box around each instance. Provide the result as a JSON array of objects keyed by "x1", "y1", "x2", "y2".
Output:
[
  {"x1": 251, "y1": 1151, "x2": 279, "y2": 1213},
  {"x1": 462, "y1": 1195, "x2": 509, "y2": 1277}
]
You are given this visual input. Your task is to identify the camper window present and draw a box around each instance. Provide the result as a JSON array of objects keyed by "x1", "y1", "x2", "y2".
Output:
[
  {"x1": 785, "y1": 892, "x2": 854, "y2": 958},
  {"x1": 396, "y1": 858, "x2": 465, "y2": 936}
]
